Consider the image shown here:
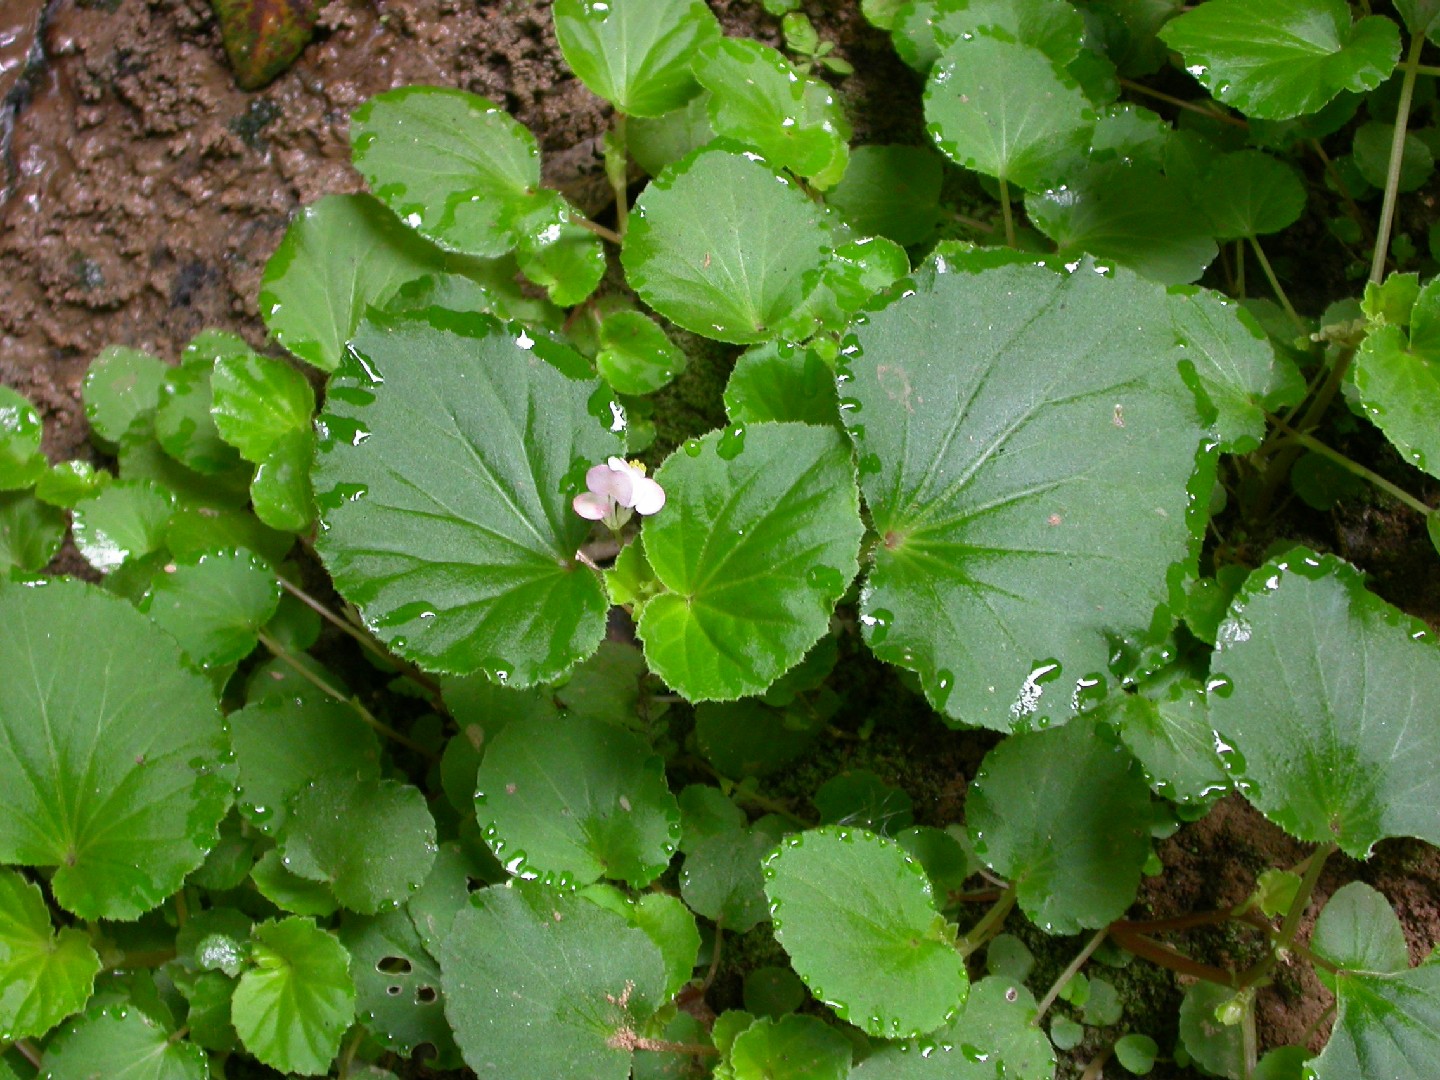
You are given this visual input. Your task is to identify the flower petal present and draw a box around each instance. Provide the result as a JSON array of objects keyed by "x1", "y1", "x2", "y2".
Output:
[
  {"x1": 573, "y1": 491, "x2": 612, "y2": 520},
  {"x1": 587, "y1": 462, "x2": 635, "y2": 504},
  {"x1": 631, "y1": 476, "x2": 666, "y2": 516}
]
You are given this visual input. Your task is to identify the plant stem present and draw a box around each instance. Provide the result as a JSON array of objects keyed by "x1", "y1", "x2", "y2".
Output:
[
  {"x1": 1234, "y1": 238, "x2": 1245, "y2": 297},
  {"x1": 13, "y1": 1041, "x2": 41, "y2": 1068},
  {"x1": 1237, "y1": 843, "x2": 1335, "y2": 991},
  {"x1": 1079, "y1": 1045, "x2": 1113, "y2": 1080},
  {"x1": 946, "y1": 208, "x2": 996, "y2": 234},
  {"x1": 1117, "y1": 77, "x2": 1248, "y2": 127},
  {"x1": 1371, "y1": 32, "x2": 1427, "y2": 285},
  {"x1": 701, "y1": 924, "x2": 724, "y2": 992},
  {"x1": 257, "y1": 632, "x2": 437, "y2": 760},
  {"x1": 1241, "y1": 993, "x2": 1258, "y2": 1079},
  {"x1": 337, "y1": 1025, "x2": 365, "y2": 1078},
  {"x1": 572, "y1": 214, "x2": 624, "y2": 246},
  {"x1": 958, "y1": 884, "x2": 1016, "y2": 957},
  {"x1": 1270, "y1": 421, "x2": 1435, "y2": 516},
  {"x1": 1248, "y1": 235, "x2": 1303, "y2": 333},
  {"x1": 1414, "y1": 62, "x2": 1440, "y2": 77},
  {"x1": 997, "y1": 175, "x2": 1016, "y2": 248},
  {"x1": 1033, "y1": 928, "x2": 1108, "y2": 1023},
  {"x1": 1109, "y1": 928, "x2": 1238, "y2": 987},
  {"x1": 610, "y1": 113, "x2": 630, "y2": 239}
]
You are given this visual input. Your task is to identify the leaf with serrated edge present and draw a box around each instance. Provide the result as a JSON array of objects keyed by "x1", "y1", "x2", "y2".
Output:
[
  {"x1": 1310, "y1": 964, "x2": 1440, "y2": 1079},
  {"x1": 42, "y1": 1006, "x2": 210, "y2": 1080},
  {"x1": 313, "y1": 309, "x2": 618, "y2": 686},
  {"x1": 730, "y1": 1014, "x2": 852, "y2": 1080},
  {"x1": 842, "y1": 259, "x2": 1204, "y2": 729},
  {"x1": 140, "y1": 549, "x2": 282, "y2": 669},
  {"x1": 894, "y1": 0, "x2": 1085, "y2": 72},
  {"x1": 0, "y1": 870, "x2": 101, "y2": 1040},
  {"x1": 1208, "y1": 549, "x2": 1440, "y2": 857},
  {"x1": 211, "y1": 349, "x2": 315, "y2": 464},
  {"x1": 637, "y1": 422, "x2": 863, "y2": 701},
  {"x1": 763, "y1": 826, "x2": 968, "y2": 1038},
  {"x1": 0, "y1": 580, "x2": 232, "y2": 920},
  {"x1": 1352, "y1": 280, "x2": 1440, "y2": 478},
  {"x1": 340, "y1": 907, "x2": 460, "y2": 1065}
]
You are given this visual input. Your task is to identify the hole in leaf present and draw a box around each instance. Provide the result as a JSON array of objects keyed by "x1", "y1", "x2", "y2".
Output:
[
  {"x1": 416, "y1": 984, "x2": 438, "y2": 1004},
  {"x1": 386, "y1": 984, "x2": 403, "y2": 996},
  {"x1": 377, "y1": 956, "x2": 412, "y2": 975}
]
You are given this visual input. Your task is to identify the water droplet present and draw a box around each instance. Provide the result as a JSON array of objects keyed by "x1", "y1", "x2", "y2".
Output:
[
  {"x1": 861, "y1": 607, "x2": 893, "y2": 643},
  {"x1": 717, "y1": 424, "x2": 746, "y2": 460}
]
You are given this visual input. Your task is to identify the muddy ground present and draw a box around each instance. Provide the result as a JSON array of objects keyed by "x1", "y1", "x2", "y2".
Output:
[{"x1": 2, "y1": 0, "x2": 1438, "y2": 1076}]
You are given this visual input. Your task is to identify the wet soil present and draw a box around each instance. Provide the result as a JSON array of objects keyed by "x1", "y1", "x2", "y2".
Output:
[{"x1": 3, "y1": 1, "x2": 1438, "y2": 1077}]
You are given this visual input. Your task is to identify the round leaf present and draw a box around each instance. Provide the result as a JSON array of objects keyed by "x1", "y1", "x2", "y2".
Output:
[
  {"x1": 0, "y1": 491, "x2": 66, "y2": 573},
  {"x1": 1313, "y1": 881, "x2": 1411, "y2": 975},
  {"x1": 841, "y1": 260, "x2": 1205, "y2": 729},
  {"x1": 441, "y1": 882, "x2": 669, "y2": 1079},
  {"x1": 71, "y1": 479, "x2": 175, "y2": 574},
  {"x1": 0, "y1": 579, "x2": 232, "y2": 919},
  {"x1": 252, "y1": 428, "x2": 316, "y2": 532},
  {"x1": 313, "y1": 310, "x2": 619, "y2": 686},
  {"x1": 596, "y1": 310, "x2": 687, "y2": 396},
  {"x1": 340, "y1": 907, "x2": 460, "y2": 1064},
  {"x1": 231, "y1": 917, "x2": 356, "y2": 1075},
  {"x1": 763, "y1": 826, "x2": 969, "y2": 1039},
  {"x1": 475, "y1": 714, "x2": 680, "y2": 888},
  {"x1": 211, "y1": 349, "x2": 315, "y2": 464},
  {"x1": 1208, "y1": 549, "x2": 1440, "y2": 857},
  {"x1": 730, "y1": 1014, "x2": 852, "y2": 1080},
  {"x1": 43, "y1": 1006, "x2": 209, "y2": 1080},
  {"x1": 724, "y1": 341, "x2": 840, "y2": 428},
  {"x1": 140, "y1": 550, "x2": 282, "y2": 670},
  {"x1": 680, "y1": 826, "x2": 775, "y2": 933},
  {"x1": 622, "y1": 147, "x2": 832, "y2": 344},
  {"x1": 82, "y1": 346, "x2": 168, "y2": 446},
  {"x1": 0, "y1": 386, "x2": 45, "y2": 491},
  {"x1": 154, "y1": 359, "x2": 244, "y2": 476},
  {"x1": 893, "y1": 0, "x2": 1086, "y2": 72},
  {"x1": 1310, "y1": 964, "x2": 1440, "y2": 1079},
  {"x1": 1352, "y1": 320, "x2": 1440, "y2": 479},
  {"x1": 1198, "y1": 151, "x2": 1307, "y2": 240},
  {"x1": 0, "y1": 870, "x2": 101, "y2": 1040},
  {"x1": 553, "y1": 0, "x2": 721, "y2": 118},
  {"x1": 1354, "y1": 121, "x2": 1435, "y2": 194},
  {"x1": 637, "y1": 422, "x2": 863, "y2": 701},
  {"x1": 825, "y1": 144, "x2": 943, "y2": 246}
]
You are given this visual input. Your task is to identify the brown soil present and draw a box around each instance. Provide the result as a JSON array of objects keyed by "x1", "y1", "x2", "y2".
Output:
[{"x1": 3, "y1": 1, "x2": 1437, "y2": 1077}]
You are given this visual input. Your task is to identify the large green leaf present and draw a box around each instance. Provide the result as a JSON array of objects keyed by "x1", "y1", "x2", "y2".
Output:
[
  {"x1": 731, "y1": 1014, "x2": 852, "y2": 1080},
  {"x1": 313, "y1": 310, "x2": 619, "y2": 686},
  {"x1": 1157, "y1": 0, "x2": 1399, "y2": 120},
  {"x1": 0, "y1": 580, "x2": 232, "y2": 919},
  {"x1": 231, "y1": 917, "x2": 356, "y2": 1075},
  {"x1": 0, "y1": 869, "x2": 100, "y2": 1040},
  {"x1": 622, "y1": 147, "x2": 832, "y2": 344},
  {"x1": 841, "y1": 260, "x2": 1204, "y2": 729},
  {"x1": 1311, "y1": 964, "x2": 1440, "y2": 1080},
  {"x1": 924, "y1": 32, "x2": 1093, "y2": 190},
  {"x1": 1208, "y1": 549, "x2": 1440, "y2": 857},
  {"x1": 1352, "y1": 277, "x2": 1440, "y2": 478},
  {"x1": 350, "y1": 87, "x2": 542, "y2": 259},
  {"x1": 637, "y1": 422, "x2": 863, "y2": 701},
  {"x1": 441, "y1": 882, "x2": 669, "y2": 1079},
  {"x1": 42, "y1": 1006, "x2": 210, "y2": 1080},
  {"x1": 763, "y1": 826, "x2": 969, "y2": 1039},
  {"x1": 474, "y1": 714, "x2": 680, "y2": 888}
]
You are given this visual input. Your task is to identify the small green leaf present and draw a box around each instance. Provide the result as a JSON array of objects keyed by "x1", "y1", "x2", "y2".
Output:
[
  {"x1": 140, "y1": 550, "x2": 282, "y2": 669},
  {"x1": 71, "y1": 479, "x2": 174, "y2": 574},
  {"x1": 1089, "y1": 102, "x2": 1171, "y2": 168},
  {"x1": 1178, "y1": 982, "x2": 1244, "y2": 1080},
  {"x1": 730, "y1": 1014, "x2": 852, "y2": 1080},
  {"x1": 1353, "y1": 122, "x2": 1435, "y2": 194},
  {"x1": 441, "y1": 881, "x2": 669, "y2": 1079},
  {"x1": 155, "y1": 358, "x2": 244, "y2": 476},
  {"x1": 0, "y1": 580, "x2": 233, "y2": 919},
  {"x1": 637, "y1": 422, "x2": 863, "y2": 701},
  {"x1": 1352, "y1": 279, "x2": 1440, "y2": 478},
  {"x1": 164, "y1": 505, "x2": 290, "y2": 567},
  {"x1": 351, "y1": 87, "x2": 541, "y2": 259},
  {"x1": 695, "y1": 698, "x2": 823, "y2": 777},
  {"x1": 1310, "y1": 964, "x2": 1440, "y2": 1079},
  {"x1": 251, "y1": 428, "x2": 315, "y2": 532},
  {"x1": 0, "y1": 870, "x2": 101, "y2": 1040},
  {"x1": 1209, "y1": 549, "x2": 1440, "y2": 857},
  {"x1": 628, "y1": 94, "x2": 716, "y2": 177},
  {"x1": 694, "y1": 38, "x2": 851, "y2": 188},
  {"x1": 924, "y1": 32, "x2": 1093, "y2": 190},
  {"x1": 678, "y1": 784, "x2": 746, "y2": 853},
  {"x1": 232, "y1": 917, "x2": 356, "y2": 1075},
  {"x1": 474, "y1": 714, "x2": 680, "y2": 888},
  {"x1": 0, "y1": 491, "x2": 66, "y2": 573},
  {"x1": 176, "y1": 907, "x2": 252, "y2": 976},
  {"x1": 553, "y1": 0, "x2": 721, "y2": 118},
  {"x1": 1197, "y1": 151, "x2": 1307, "y2": 240},
  {"x1": 968, "y1": 719, "x2": 1153, "y2": 933},
  {"x1": 724, "y1": 342, "x2": 839, "y2": 428},
  {"x1": 1313, "y1": 882, "x2": 1411, "y2": 974},
  {"x1": 340, "y1": 907, "x2": 460, "y2": 1065},
  {"x1": 34, "y1": 459, "x2": 109, "y2": 509},
  {"x1": 1157, "y1": 0, "x2": 1399, "y2": 120},
  {"x1": 313, "y1": 311, "x2": 618, "y2": 686},
  {"x1": 596, "y1": 310, "x2": 688, "y2": 396},
  {"x1": 281, "y1": 775, "x2": 437, "y2": 915},
  {"x1": 630, "y1": 892, "x2": 702, "y2": 1000},
  {"x1": 681, "y1": 825, "x2": 776, "y2": 933},
  {"x1": 211, "y1": 348, "x2": 315, "y2": 464},
  {"x1": 0, "y1": 387, "x2": 45, "y2": 491},
  {"x1": 43, "y1": 1006, "x2": 209, "y2": 1080},
  {"x1": 251, "y1": 849, "x2": 340, "y2": 917},
  {"x1": 763, "y1": 826, "x2": 969, "y2": 1039},
  {"x1": 825, "y1": 144, "x2": 943, "y2": 246},
  {"x1": 512, "y1": 190, "x2": 608, "y2": 307},
  {"x1": 814, "y1": 769, "x2": 913, "y2": 834},
  {"x1": 1396, "y1": 0, "x2": 1440, "y2": 41},
  {"x1": 622, "y1": 147, "x2": 832, "y2": 344},
  {"x1": 1101, "y1": 680, "x2": 1229, "y2": 804},
  {"x1": 82, "y1": 345, "x2": 168, "y2": 447},
  {"x1": 1114, "y1": 1033, "x2": 1159, "y2": 1074}
]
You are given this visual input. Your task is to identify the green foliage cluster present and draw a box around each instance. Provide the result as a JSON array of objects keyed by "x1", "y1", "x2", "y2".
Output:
[{"x1": 3, "y1": 1, "x2": 1440, "y2": 1078}]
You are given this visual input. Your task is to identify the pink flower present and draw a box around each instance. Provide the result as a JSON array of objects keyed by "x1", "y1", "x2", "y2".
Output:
[{"x1": 573, "y1": 456, "x2": 665, "y2": 530}]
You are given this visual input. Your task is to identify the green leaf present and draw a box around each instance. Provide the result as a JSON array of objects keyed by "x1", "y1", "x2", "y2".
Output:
[
  {"x1": 1079, "y1": 0, "x2": 1181, "y2": 79},
  {"x1": 1196, "y1": 151, "x2": 1307, "y2": 240},
  {"x1": 0, "y1": 387, "x2": 45, "y2": 491},
  {"x1": 825, "y1": 144, "x2": 943, "y2": 246},
  {"x1": 313, "y1": 310, "x2": 618, "y2": 686},
  {"x1": 44, "y1": 1006, "x2": 209, "y2": 1080},
  {"x1": 694, "y1": 38, "x2": 851, "y2": 188},
  {"x1": 1209, "y1": 549, "x2": 1440, "y2": 857},
  {"x1": 251, "y1": 428, "x2": 315, "y2": 532},
  {"x1": 1310, "y1": 964, "x2": 1440, "y2": 1079},
  {"x1": 680, "y1": 825, "x2": 776, "y2": 933},
  {"x1": 744, "y1": 966, "x2": 807, "y2": 1018},
  {"x1": 850, "y1": 975, "x2": 1055, "y2": 1079},
  {"x1": 842, "y1": 260, "x2": 1204, "y2": 729},
  {"x1": 0, "y1": 870, "x2": 101, "y2": 1040},
  {"x1": 894, "y1": 0, "x2": 1085, "y2": 71},
  {"x1": 251, "y1": 849, "x2": 340, "y2": 917},
  {"x1": 513, "y1": 192, "x2": 607, "y2": 307},
  {"x1": 622, "y1": 147, "x2": 832, "y2": 344},
  {"x1": 82, "y1": 346, "x2": 169, "y2": 447},
  {"x1": 0, "y1": 491, "x2": 66, "y2": 573},
  {"x1": 730, "y1": 1014, "x2": 852, "y2": 1080},
  {"x1": 678, "y1": 784, "x2": 747, "y2": 852},
  {"x1": 165, "y1": 505, "x2": 291, "y2": 566},
  {"x1": 70, "y1": 479, "x2": 174, "y2": 574},
  {"x1": 1352, "y1": 284, "x2": 1440, "y2": 478},
  {"x1": 1026, "y1": 162, "x2": 1218, "y2": 284},
  {"x1": 1313, "y1": 882, "x2": 1411, "y2": 975},
  {"x1": 0, "y1": 579, "x2": 232, "y2": 919},
  {"x1": 1178, "y1": 981, "x2": 1244, "y2": 1080},
  {"x1": 154, "y1": 358, "x2": 244, "y2": 476},
  {"x1": 637, "y1": 422, "x2": 863, "y2": 701},
  {"x1": 474, "y1": 714, "x2": 680, "y2": 888},
  {"x1": 1353, "y1": 122, "x2": 1434, "y2": 194},
  {"x1": 281, "y1": 775, "x2": 437, "y2": 915},
  {"x1": 1114, "y1": 1033, "x2": 1160, "y2": 1074},
  {"x1": 340, "y1": 907, "x2": 460, "y2": 1065},
  {"x1": 1089, "y1": 102, "x2": 1171, "y2": 169},
  {"x1": 695, "y1": 698, "x2": 822, "y2": 777},
  {"x1": 629, "y1": 892, "x2": 701, "y2": 1000},
  {"x1": 595, "y1": 310, "x2": 688, "y2": 396},
  {"x1": 35, "y1": 459, "x2": 109, "y2": 509},
  {"x1": 924, "y1": 33, "x2": 1093, "y2": 190},
  {"x1": 441, "y1": 881, "x2": 669, "y2": 1079},
  {"x1": 260, "y1": 193, "x2": 450, "y2": 373},
  {"x1": 1396, "y1": 0, "x2": 1440, "y2": 41},
  {"x1": 140, "y1": 550, "x2": 282, "y2": 669},
  {"x1": 763, "y1": 826, "x2": 969, "y2": 1038},
  {"x1": 351, "y1": 87, "x2": 541, "y2": 259},
  {"x1": 1101, "y1": 680, "x2": 1229, "y2": 804},
  {"x1": 1157, "y1": 0, "x2": 1399, "y2": 121},
  {"x1": 724, "y1": 342, "x2": 840, "y2": 428},
  {"x1": 1169, "y1": 285, "x2": 1304, "y2": 453},
  {"x1": 176, "y1": 908, "x2": 251, "y2": 976},
  {"x1": 815, "y1": 770, "x2": 913, "y2": 833},
  {"x1": 967, "y1": 718, "x2": 1153, "y2": 933},
  {"x1": 211, "y1": 348, "x2": 315, "y2": 464},
  {"x1": 553, "y1": 0, "x2": 721, "y2": 118},
  {"x1": 628, "y1": 94, "x2": 716, "y2": 177},
  {"x1": 232, "y1": 917, "x2": 356, "y2": 1075}
]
